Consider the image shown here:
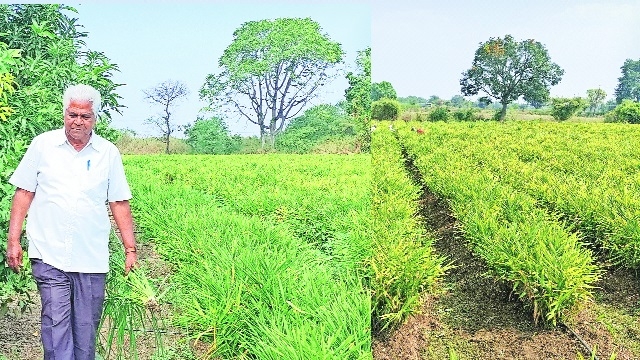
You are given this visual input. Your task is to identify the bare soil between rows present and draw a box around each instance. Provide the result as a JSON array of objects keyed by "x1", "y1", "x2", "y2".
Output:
[{"x1": 372, "y1": 156, "x2": 640, "y2": 360}]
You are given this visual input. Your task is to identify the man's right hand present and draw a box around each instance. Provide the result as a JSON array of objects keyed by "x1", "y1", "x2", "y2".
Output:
[
  {"x1": 6, "y1": 240, "x2": 23, "y2": 273},
  {"x1": 7, "y1": 188, "x2": 35, "y2": 273}
]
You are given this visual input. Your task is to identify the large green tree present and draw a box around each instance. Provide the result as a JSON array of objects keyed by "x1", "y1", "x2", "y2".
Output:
[
  {"x1": 586, "y1": 88, "x2": 606, "y2": 114},
  {"x1": 614, "y1": 59, "x2": 640, "y2": 103},
  {"x1": 0, "y1": 4, "x2": 122, "y2": 312},
  {"x1": 0, "y1": 4, "x2": 123, "y2": 129},
  {"x1": 371, "y1": 81, "x2": 396, "y2": 101},
  {"x1": 460, "y1": 34, "x2": 564, "y2": 121},
  {"x1": 344, "y1": 47, "x2": 371, "y2": 151},
  {"x1": 200, "y1": 17, "x2": 343, "y2": 149}
]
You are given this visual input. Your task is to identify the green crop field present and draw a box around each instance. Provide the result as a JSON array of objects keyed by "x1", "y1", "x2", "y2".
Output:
[
  {"x1": 4, "y1": 122, "x2": 640, "y2": 359},
  {"x1": 122, "y1": 154, "x2": 372, "y2": 359},
  {"x1": 371, "y1": 120, "x2": 640, "y2": 358}
]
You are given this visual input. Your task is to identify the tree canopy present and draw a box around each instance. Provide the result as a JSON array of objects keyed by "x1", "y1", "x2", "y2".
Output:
[
  {"x1": 0, "y1": 4, "x2": 123, "y2": 126},
  {"x1": 0, "y1": 4, "x2": 122, "y2": 312},
  {"x1": 449, "y1": 94, "x2": 474, "y2": 108},
  {"x1": 427, "y1": 95, "x2": 445, "y2": 106},
  {"x1": 586, "y1": 88, "x2": 606, "y2": 114},
  {"x1": 345, "y1": 47, "x2": 371, "y2": 118},
  {"x1": 398, "y1": 95, "x2": 428, "y2": 107},
  {"x1": 344, "y1": 47, "x2": 371, "y2": 151},
  {"x1": 371, "y1": 81, "x2": 397, "y2": 101},
  {"x1": 200, "y1": 17, "x2": 343, "y2": 149},
  {"x1": 614, "y1": 59, "x2": 640, "y2": 103},
  {"x1": 460, "y1": 34, "x2": 564, "y2": 121}
]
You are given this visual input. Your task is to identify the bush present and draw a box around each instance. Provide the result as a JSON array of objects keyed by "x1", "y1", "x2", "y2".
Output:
[
  {"x1": 184, "y1": 116, "x2": 239, "y2": 154},
  {"x1": 452, "y1": 108, "x2": 478, "y2": 121},
  {"x1": 115, "y1": 134, "x2": 191, "y2": 154},
  {"x1": 428, "y1": 106, "x2": 450, "y2": 122},
  {"x1": 276, "y1": 104, "x2": 357, "y2": 153},
  {"x1": 604, "y1": 100, "x2": 640, "y2": 124},
  {"x1": 400, "y1": 112, "x2": 412, "y2": 122},
  {"x1": 550, "y1": 97, "x2": 587, "y2": 121},
  {"x1": 371, "y1": 98, "x2": 401, "y2": 120}
]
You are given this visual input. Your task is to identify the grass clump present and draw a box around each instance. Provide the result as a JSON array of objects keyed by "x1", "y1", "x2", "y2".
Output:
[{"x1": 98, "y1": 234, "x2": 166, "y2": 359}]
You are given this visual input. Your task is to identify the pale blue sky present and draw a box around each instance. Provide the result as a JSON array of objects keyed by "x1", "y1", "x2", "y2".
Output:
[
  {"x1": 14, "y1": 1, "x2": 640, "y2": 136},
  {"x1": 372, "y1": 0, "x2": 640, "y2": 103},
  {"x1": 72, "y1": 1, "x2": 371, "y2": 136}
]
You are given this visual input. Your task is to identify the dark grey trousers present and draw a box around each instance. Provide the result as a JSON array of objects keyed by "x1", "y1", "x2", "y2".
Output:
[{"x1": 31, "y1": 259, "x2": 106, "y2": 360}]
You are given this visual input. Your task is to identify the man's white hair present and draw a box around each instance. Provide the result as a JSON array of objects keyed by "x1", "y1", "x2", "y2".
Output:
[{"x1": 63, "y1": 84, "x2": 102, "y2": 115}]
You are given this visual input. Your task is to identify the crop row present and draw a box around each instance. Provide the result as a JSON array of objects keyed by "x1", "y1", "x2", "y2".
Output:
[
  {"x1": 370, "y1": 126, "x2": 447, "y2": 333},
  {"x1": 389, "y1": 121, "x2": 600, "y2": 325},
  {"x1": 123, "y1": 154, "x2": 371, "y2": 359},
  {"x1": 415, "y1": 121, "x2": 640, "y2": 268}
]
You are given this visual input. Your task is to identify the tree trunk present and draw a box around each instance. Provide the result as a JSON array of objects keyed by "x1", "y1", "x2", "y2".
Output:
[
  {"x1": 269, "y1": 121, "x2": 276, "y2": 150},
  {"x1": 499, "y1": 103, "x2": 508, "y2": 121},
  {"x1": 164, "y1": 115, "x2": 171, "y2": 154}
]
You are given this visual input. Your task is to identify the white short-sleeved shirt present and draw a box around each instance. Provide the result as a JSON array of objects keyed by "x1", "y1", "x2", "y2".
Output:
[{"x1": 9, "y1": 128, "x2": 132, "y2": 273}]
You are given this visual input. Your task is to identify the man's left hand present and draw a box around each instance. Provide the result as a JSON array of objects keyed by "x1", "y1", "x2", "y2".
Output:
[{"x1": 125, "y1": 251, "x2": 137, "y2": 275}]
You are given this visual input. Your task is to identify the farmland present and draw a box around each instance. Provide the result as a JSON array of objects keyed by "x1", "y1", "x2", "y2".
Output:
[
  {"x1": 124, "y1": 154, "x2": 372, "y2": 359},
  {"x1": 372, "y1": 120, "x2": 640, "y2": 359},
  {"x1": 3, "y1": 120, "x2": 640, "y2": 360},
  {"x1": 0, "y1": 153, "x2": 372, "y2": 359}
]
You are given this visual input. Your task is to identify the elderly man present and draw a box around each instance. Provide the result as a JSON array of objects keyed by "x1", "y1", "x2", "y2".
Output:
[{"x1": 6, "y1": 84, "x2": 137, "y2": 360}]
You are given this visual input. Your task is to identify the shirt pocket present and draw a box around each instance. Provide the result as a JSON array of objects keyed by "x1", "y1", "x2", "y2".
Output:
[{"x1": 81, "y1": 168, "x2": 109, "y2": 206}]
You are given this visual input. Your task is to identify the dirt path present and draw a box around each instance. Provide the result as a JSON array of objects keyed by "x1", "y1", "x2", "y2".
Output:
[{"x1": 0, "y1": 291, "x2": 42, "y2": 359}]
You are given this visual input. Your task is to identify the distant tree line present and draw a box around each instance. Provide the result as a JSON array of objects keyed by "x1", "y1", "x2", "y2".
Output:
[
  {"x1": 371, "y1": 34, "x2": 640, "y2": 124},
  {"x1": 134, "y1": 20, "x2": 372, "y2": 155}
]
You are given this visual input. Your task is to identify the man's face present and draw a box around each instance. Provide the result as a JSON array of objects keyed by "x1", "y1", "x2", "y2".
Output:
[{"x1": 64, "y1": 100, "x2": 95, "y2": 143}]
